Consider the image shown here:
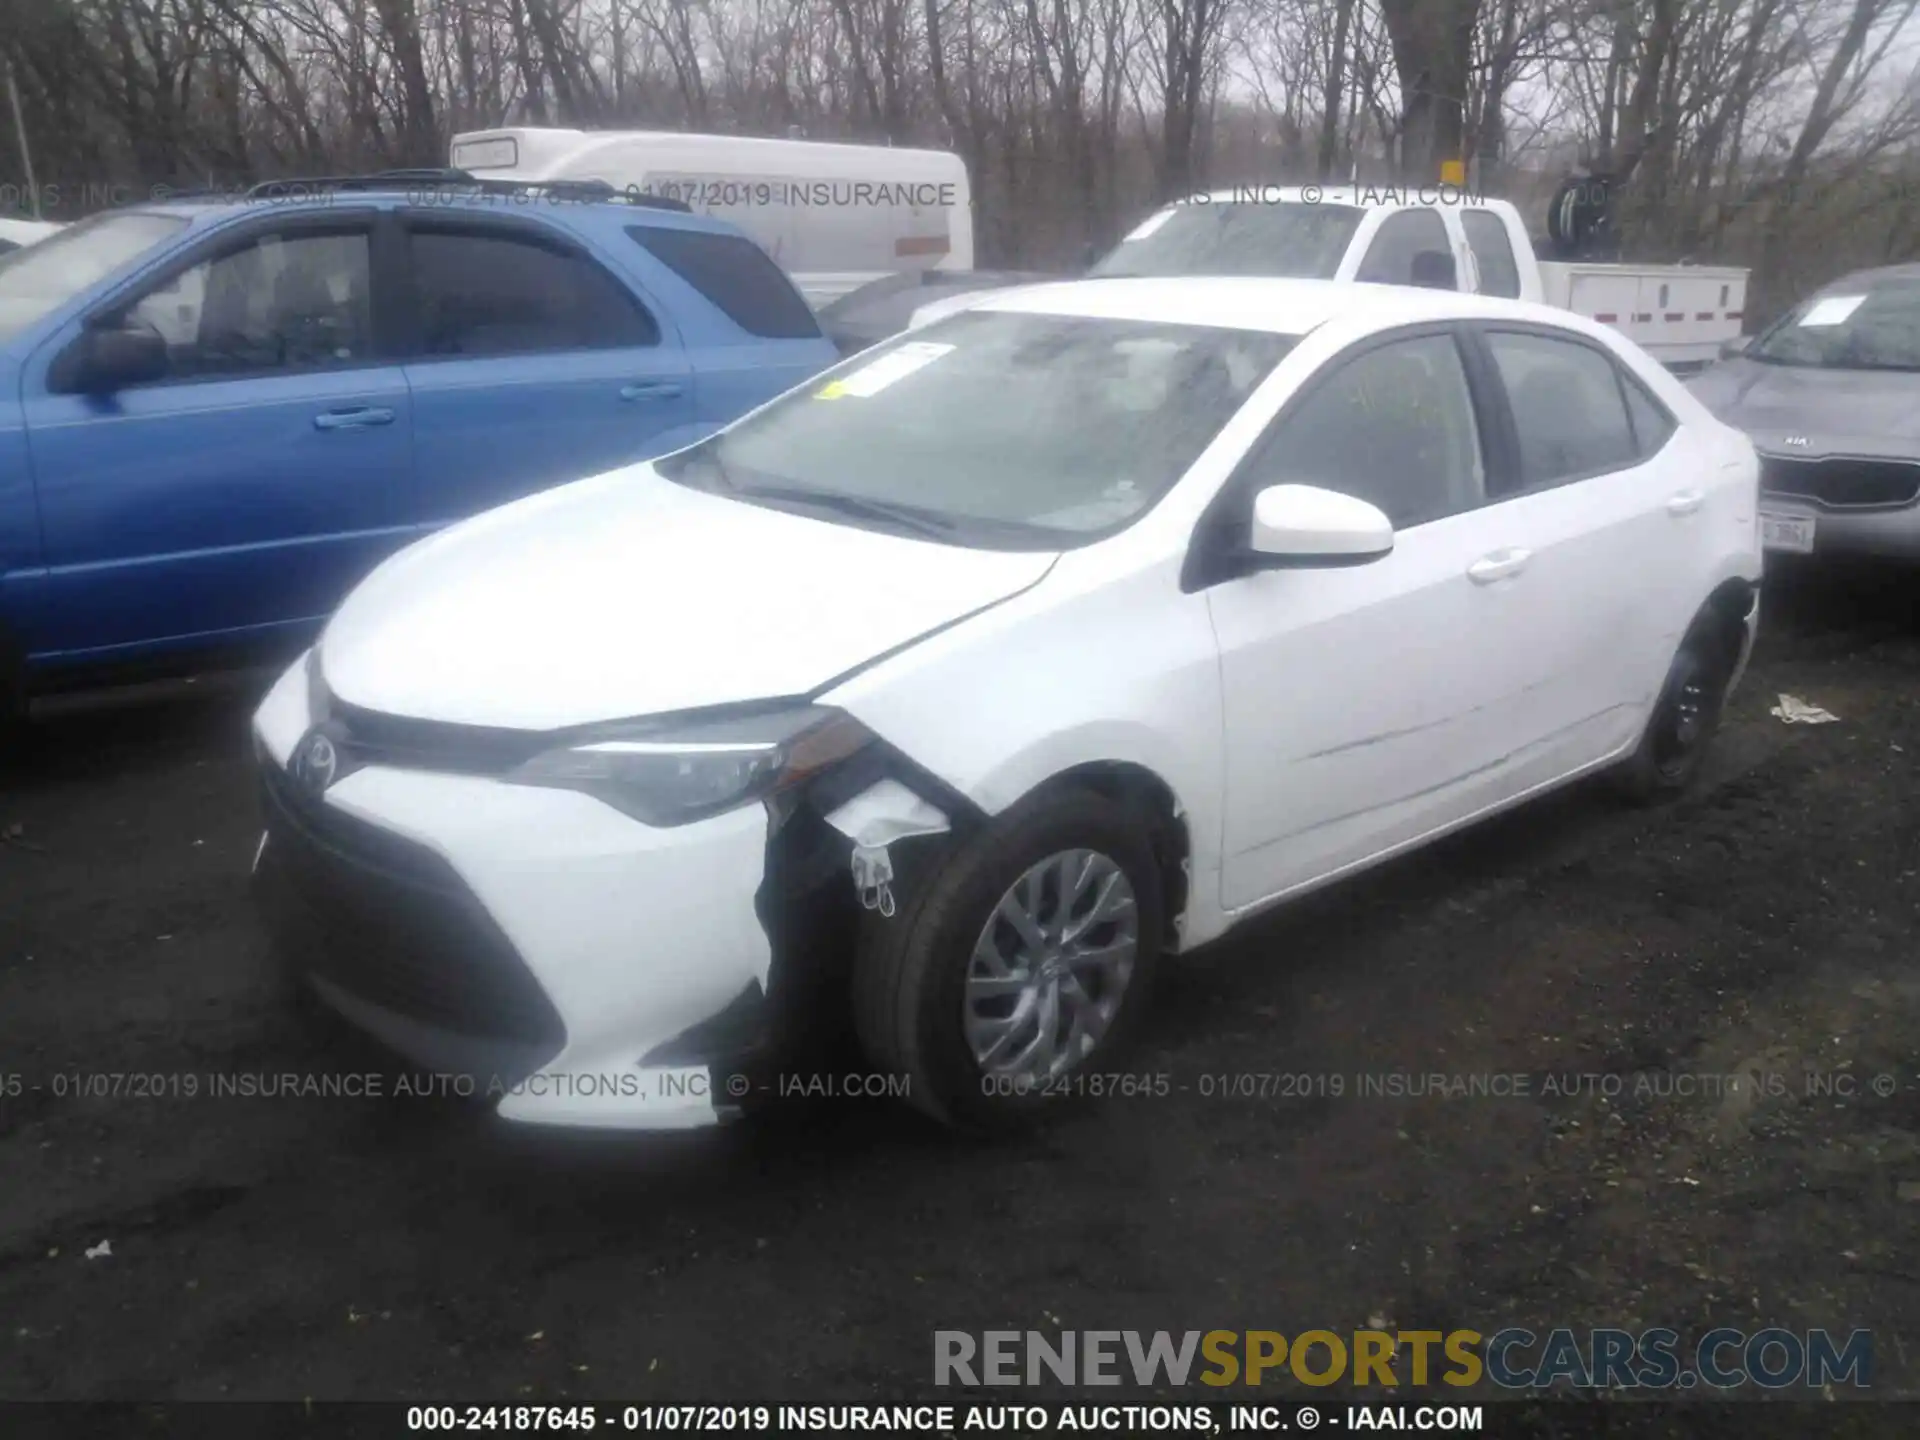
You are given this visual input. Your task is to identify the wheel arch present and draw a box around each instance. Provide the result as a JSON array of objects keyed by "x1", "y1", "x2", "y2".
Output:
[
  {"x1": 1696, "y1": 574, "x2": 1758, "y2": 659},
  {"x1": 995, "y1": 759, "x2": 1195, "y2": 953}
]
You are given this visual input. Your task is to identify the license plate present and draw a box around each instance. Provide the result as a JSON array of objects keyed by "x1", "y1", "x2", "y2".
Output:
[{"x1": 1760, "y1": 510, "x2": 1815, "y2": 553}]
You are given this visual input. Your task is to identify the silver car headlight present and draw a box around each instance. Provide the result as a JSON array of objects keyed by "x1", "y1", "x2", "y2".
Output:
[{"x1": 504, "y1": 705, "x2": 872, "y2": 827}]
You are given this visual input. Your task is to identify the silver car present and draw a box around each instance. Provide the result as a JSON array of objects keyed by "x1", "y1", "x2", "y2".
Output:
[{"x1": 1688, "y1": 264, "x2": 1920, "y2": 561}]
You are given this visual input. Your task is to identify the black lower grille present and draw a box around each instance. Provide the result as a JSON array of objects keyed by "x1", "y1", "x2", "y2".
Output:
[
  {"x1": 257, "y1": 760, "x2": 567, "y2": 1050},
  {"x1": 1760, "y1": 455, "x2": 1920, "y2": 509}
]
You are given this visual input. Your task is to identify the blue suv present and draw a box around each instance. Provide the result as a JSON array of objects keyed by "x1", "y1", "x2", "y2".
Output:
[{"x1": 0, "y1": 171, "x2": 838, "y2": 720}]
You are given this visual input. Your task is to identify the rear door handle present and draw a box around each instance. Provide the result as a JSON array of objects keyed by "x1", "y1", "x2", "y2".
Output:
[
  {"x1": 1666, "y1": 489, "x2": 1706, "y2": 516},
  {"x1": 1467, "y1": 547, "x2": 1531, "y2": 584},
  {"x1": 620, "y1": 381, "x2": 685, "y2": 402},
  {"x1": 313, "y1": 407, "x2": 395, "y2": 431}
]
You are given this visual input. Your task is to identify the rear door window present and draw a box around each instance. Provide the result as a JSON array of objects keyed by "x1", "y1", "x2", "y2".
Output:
[
  {"x1": 1355, "y1": 211, "x2": 1453, "y2": 287},
  {"x1": 406, "y1": 226, "x2": 660, "y2": 357},
  {"x1": 627, "y1": 226, "x2": 822, "y2": 340},
  {"x1": 1461, "y1": 211, "x2": 1522, "y2": 298},
  {"x1": 1620, "y1": 371, "x2": 1677, "y2": 456},
  {"x1": 1484, "y1": 330, "x2": 1641, "y2": 489}
]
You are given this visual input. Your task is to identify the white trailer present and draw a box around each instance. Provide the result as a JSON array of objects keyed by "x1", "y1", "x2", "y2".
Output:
[
  {"x1": 448, "y1": 127, "x2": 974, "y2": 308},
  {"x1": 1535, "y1": 260, "x2": 1748, "y2": 371}
]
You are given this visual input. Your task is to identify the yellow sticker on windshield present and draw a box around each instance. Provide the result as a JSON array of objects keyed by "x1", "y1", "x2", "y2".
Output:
[{"x1": 819, "y1": 341, "x2": 955, "y2": 400}]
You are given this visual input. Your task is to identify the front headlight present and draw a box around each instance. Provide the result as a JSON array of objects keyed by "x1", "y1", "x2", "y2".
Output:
[{"x1": 504, "y1": 705, "x2": 872, "y2": 827}]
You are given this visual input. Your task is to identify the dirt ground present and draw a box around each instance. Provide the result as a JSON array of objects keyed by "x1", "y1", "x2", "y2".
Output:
[{"x1": 2, "y1": 561, "x2": 1918, "y2": 1412}]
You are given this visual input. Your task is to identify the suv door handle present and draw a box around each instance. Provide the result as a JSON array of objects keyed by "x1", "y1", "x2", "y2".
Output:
[
  {"x1": 313, "y1": 407, "x2": 395, "y2": 431},
  {"x1": 1666, "y1": 489, "x2": 1706, "y2": 516},
  {"x1": 620, "y1": 381, "x2": 685, "y2": 401},
  {"x1": 1467, "y1": 548, "x2": 1531, "y2": 584}
]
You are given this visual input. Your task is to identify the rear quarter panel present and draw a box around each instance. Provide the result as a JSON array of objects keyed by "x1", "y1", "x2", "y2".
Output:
[{"x1": 1603, "y1": 327, "x2": 1763, "y2": 689}]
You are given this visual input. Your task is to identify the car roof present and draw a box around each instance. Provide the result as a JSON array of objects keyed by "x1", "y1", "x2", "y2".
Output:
[
  {"x1": 455, "y1": 127, "x2": 965, "y2": 171},
  {"x1": 1818, "y1": 262, "x2": 1920, "y2": 292},
  {"x1": 114, "y1": 184, "x2": 747, "y2": 240},
  {"x1": 964, "y1": 276, "x2": 1575, "y2": 338}
]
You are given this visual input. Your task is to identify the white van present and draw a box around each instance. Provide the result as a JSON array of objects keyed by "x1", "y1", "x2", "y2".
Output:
[{"x1": 448, "y1": 128, "x2": 973, "y2": 307}]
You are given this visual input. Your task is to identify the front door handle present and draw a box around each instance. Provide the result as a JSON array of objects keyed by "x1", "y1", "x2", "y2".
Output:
[
  {"x1": 1467, "y1": 547, "x2": 1532, "y2": 584},
  {"x1": 313, "y1": 406, "x2": 395, "y2": 431},
  {"x1": 620, "y1": 380, "x2": 685, "y2": 402},
  {"x1": 1666, "y1": 489, "x2": 1706, "y2": 516}
]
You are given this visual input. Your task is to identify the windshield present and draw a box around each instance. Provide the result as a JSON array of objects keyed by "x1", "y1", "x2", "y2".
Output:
[
  {"x1": 1748, "y1": 280, "x2": 1920, "y2": 372},
  {"x1": 0, "y1": 211, "x2": 189, "y2": 343},
  {"x1": 1088, "y1": 202, "x2": 1365, "y2": 280},
  {"x1": 661, "y1": 309, "x2": 1296, "y2": 547}
]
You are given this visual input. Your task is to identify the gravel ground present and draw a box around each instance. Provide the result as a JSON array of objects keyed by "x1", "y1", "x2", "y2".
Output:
[{"x1": 2, "y1": 561, "x2": 1918, "y2": 1411}]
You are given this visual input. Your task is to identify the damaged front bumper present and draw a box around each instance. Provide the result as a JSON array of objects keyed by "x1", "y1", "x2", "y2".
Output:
[{"x1": 249, "y1": 657, "x2": 963, "y2": 1132}]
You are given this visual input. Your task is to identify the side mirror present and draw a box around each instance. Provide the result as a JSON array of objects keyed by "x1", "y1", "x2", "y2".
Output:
[
  {"x1": 1411, "y1": 249, "x2": 1458, "y2": 290},
  {"x1": 53, "y1": 317, "x2": 169, "y2": 394},
  {"x1": 1248, "y1": 484, "x2": 1394, "y2": 566},
  {"x1": 1718, "y1": 334, "x2": 1750, "y2": 360}
]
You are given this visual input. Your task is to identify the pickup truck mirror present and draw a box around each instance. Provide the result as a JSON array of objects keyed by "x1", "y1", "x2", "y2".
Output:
[
  {"x1": 1718, "y1": 334, "x2": 1751, "y2": 360},
  {"x1": 1410, "y1": 250, "x2": 1457, "y2": 290},
  {"x1": 54, "y1": 317, "x2": 169, "y2": 395},
  {"x1": 1247, "y1": 484, "x2": 1394, "y2": 567}
]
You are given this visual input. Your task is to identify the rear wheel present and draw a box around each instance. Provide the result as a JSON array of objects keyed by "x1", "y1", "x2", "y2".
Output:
[
  {"x1": 1613, "y1": 623, "x2": 1735, "y2": 803},
  {"x1": 851, "y1": 786, "x2": 1164, "y2": 1130}
]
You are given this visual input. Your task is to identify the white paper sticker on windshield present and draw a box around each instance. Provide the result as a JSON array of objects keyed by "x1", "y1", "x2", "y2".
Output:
[
  {"x1": 1122, "y1": 208, "x2": 1176, "y2": 243},
  {"x1": 816, "y1": 341, "x2": 954, "y2": 399},
  {"x1": 1799, "y1": 294, "x2": 1865, "y2": 327}
]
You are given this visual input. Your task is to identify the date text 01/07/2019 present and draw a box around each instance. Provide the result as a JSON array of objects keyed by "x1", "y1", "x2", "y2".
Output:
[{"x1": 401, "y1": 1402, "x2": 1485, "y2": 1434}]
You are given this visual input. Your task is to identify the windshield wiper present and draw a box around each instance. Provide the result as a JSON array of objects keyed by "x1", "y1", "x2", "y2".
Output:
[{"x1": 733, "y1": 484, "x2": 961, "y2": 540}]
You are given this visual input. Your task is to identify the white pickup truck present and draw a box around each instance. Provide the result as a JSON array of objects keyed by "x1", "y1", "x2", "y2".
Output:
[{"x1": 910, "y1": 187, "x2": 1747, "y2": 371}]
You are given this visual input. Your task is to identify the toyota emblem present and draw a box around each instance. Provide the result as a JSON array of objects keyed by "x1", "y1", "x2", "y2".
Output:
[{"x1": 295, "y1": 731, "x2": 339, "y2": 793}]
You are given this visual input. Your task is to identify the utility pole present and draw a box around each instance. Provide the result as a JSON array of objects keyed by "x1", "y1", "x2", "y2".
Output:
[{"x1": 4, "y1": 52, "x2": 38, "y2": 219}]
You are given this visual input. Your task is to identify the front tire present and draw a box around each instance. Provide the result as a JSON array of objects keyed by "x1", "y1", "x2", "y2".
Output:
[
  {"x1": 852, "y1": 786, "x2": 1164, "y2": 1130},
  {"x1": 1613, "y1": 623, "x2": 1735, "y2": 804}
]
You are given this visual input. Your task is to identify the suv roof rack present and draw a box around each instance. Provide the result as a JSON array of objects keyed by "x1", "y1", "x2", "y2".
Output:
[{"x1": 243, "y1": 168, "x2": 693, "y2": 212}]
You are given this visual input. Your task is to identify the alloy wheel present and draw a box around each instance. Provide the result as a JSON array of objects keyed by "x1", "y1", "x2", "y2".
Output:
[{"x1": 962, "y1": 848, "x2": 1139, "y2": 1083}]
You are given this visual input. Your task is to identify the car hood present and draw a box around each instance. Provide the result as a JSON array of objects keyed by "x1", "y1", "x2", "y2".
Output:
[
  {"x1": 1686, "y1": 359, "x2": 1920, "y2": 456},
  {"x1": 319, "y1": 463, "x2": 1059, "y2": 730}
]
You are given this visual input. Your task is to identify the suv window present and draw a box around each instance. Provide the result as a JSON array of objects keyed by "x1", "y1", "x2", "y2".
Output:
[
  {"x1": 627, "y1": 226, "x2": 821, "y2": 340},
  {"x1": 1251, "y1": 332, "x2": 1485, "y2": 528},
  {"x1": 1355, "y1": 211, "x2": 1453, "y2": 287},
  {"x1": 1485, "y1": 331, "x2": 1640, "y2": 489},
  {"x1": 123, "y1": 227, "x2": 373, "y2": 381},
  {"x1": 1461, "y1": 211, "x2": 1521, "y2": 298},
  {"x1": 1620, "y1": 371, "x2": 1676, "y2": 456},
  {"x1": 0, "y1": 210, "x2": 188, "y2": 343},
  {"x1": 409, "y1": 227, "x2": 660, "y2": 357}
]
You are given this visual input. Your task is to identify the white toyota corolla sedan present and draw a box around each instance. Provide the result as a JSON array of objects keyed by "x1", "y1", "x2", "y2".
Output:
[{"x1": 251, "y1": 277, "x2": 1762, "y2": 1133}]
